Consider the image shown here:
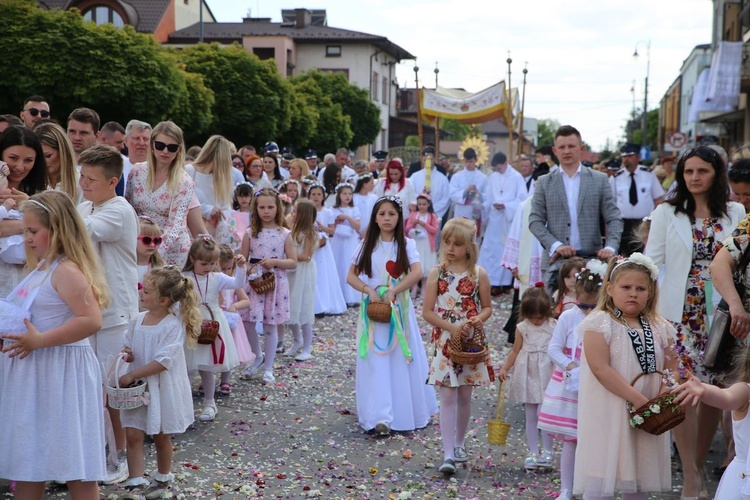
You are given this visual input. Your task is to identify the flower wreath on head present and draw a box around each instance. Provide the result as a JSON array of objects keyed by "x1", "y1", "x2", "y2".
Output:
[
  {"x1": 358, "y1": 172, "x2": 374, "y2": 181},
  {"x1": 611, "y1": 252, "x2": 659, "y2": 281},
  {"x1": 575, "y1": 258, "x2": 608, "y2": 286},
  {"x1": 301, "y1": 177, "x2": 317, "y2": 186},
  {"x1": 334, "y1": 182, "x2": 353, "y2": 193},
  {"x1": 279, "y1": 179, "x2": 300, "y2": 191},
  {"x1": 307, "y1": 182, "x2": 326, "y2": 192},
  {"x1": 377, "y1": 195, "x2": 403, "y2": 212},
  {"x1": 235, "y1": 181, "x2": 253, "y2": 189},
  {"x1": 254, "y1": 187, "x2": 278, "y2": 197}
]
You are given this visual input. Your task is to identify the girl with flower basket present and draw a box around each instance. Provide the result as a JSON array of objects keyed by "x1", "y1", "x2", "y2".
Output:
[
  {"x1": 574, "y1": 254, "x2": 679, "y2": 499},
  {"x1": 423, "y1": 218, "x2": 493, "y2": 475}
]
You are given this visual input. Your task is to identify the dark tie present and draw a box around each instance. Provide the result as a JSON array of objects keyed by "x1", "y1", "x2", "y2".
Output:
[
  {"x1": 629, "y1": 172, "x2": 638, "y2": 206},
  {"x1": 526, "y1": 177, "x2": 532, "y2": 191}
]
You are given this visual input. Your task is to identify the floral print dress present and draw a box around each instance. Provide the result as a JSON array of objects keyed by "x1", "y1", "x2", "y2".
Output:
[
  {"x1": 126, "y1": 163, "x2": 195, "y2": 268},
  {"x1": 426, "y1": 266, "x2": 493, "y2": 387},
  {"x1": 673, "y1": 217, "x2": 722, "y2": 382}
]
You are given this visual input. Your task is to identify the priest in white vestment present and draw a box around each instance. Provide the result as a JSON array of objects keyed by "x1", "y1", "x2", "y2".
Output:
[
  {"x1": 477, "y1": 152, "x2": 526, "y2": 288},
  {"x1": 449, "y1": 148, "x2": 487, "y2": 228}
]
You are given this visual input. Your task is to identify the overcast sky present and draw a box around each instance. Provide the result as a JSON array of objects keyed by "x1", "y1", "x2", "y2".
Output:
[{"x1": 205, "y1": 0, "x2": 713, "y2": 151}]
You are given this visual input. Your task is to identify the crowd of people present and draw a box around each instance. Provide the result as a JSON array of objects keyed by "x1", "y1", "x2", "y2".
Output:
[{"x1": 3, "y1": 95, "x2": 750, "y2": 500}]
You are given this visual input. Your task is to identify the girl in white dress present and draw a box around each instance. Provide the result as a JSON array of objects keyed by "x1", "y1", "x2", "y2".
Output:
[
  {"x1": 405, "y1": 193, "x2": 439, "y2": 298},
  {"x1": 346, "y1": 195, "x2": 438, "y2": 435},
  {"x1": 135, "y1": 217, "x2": 165, "y2": 301},
  {"x1": 308, "y1": 184, "x2": 347, "y2": 315},
  {"x1": 284, "y1": 199, "x2": 318, "y2": 361},
  {"x1": 183, "y1": 236, "x2": 247, "y2": 421},
  {"x1": 353, "y1": 173, "x2": 377, "y2": 237},
  {"x1": 1, "y1": 191, "x2": 108, "y2": 498},
  {"x1": 499, "y1": 286, "x2": 556, "y2": 471},
  {"x1": 331, "y1": 183, "x2": 361, "y2": 305},
  {"x1": 120, "y1": 266, "x2": 202, "y2": 498},
  {"x1": 673, "y1": 350, "x2": 750, "y2": 500}
]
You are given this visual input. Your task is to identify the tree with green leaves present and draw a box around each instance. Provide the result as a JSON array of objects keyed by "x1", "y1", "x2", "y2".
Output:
[
  {"x1": 536, "y1": 118, "x2": 561, "y2": 148},
  {"x1": 174, "y1": 43, "x2": 292, "y2": 147},
  {"x1": 291, "y1": 71, "x2": 379, "y2": 150},
  {"x1": 289, "y1": 77, "x2": 352, "y2": 154},
  {"x1": 0, "y1": 1, "x2": 212, "y2": 136}
]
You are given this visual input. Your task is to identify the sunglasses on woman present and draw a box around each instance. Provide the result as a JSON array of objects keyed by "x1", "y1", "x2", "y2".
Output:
[
  {"x1": 153, "y1": 141, "x2": 180, "y2": 153},
  {"x1": 137, "y1": 236, "x2": 163, "y2": 245},
  {"x1": 576, "y1": 303, "x2": 597, "y2": 311}
]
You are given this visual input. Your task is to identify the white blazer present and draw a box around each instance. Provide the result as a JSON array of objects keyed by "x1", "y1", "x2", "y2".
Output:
[{"x1": 646, "y1": 201, "x2": 745, "y2": 323}]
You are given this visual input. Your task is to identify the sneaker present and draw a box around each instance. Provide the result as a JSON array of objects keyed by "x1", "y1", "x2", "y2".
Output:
[
  {"x1": 537, "y1": 450, "x2": 554, "y2": 469},
  {"x1": 453, "y1": 446, "x2": 468, "y2": 463},
  {"x1": 276, "y1": 341, "x2": 284, "y2": 353},
  {"x1": 262, "y1": 371, "x2": 275, "y2": 384},
  {"x1": 144, "y1": 480, "x2": 170, "y2": 500},
  {"x1": 524, "y1": 454, "x2": 538, "y2": 471},
  {"x1": 373, "y1": 422, "x2": 390, "y2": 437},
  {"x1": 241, "y1": 354, "x2": 264, "y2": 379},
  {"x1": 199, "y1": 403, "x2": 217, "y2": 422},
  {"x1": 294, "y1": 351, "x2": 312, "y2": 361},
  {"x1": 123, "y1": 477, "x2": 150, "y2": 490},
  {"x1": 438, "y1": 458, "x2": 456, "y2": 475},
  {"x1": 102, "y1": 457, "x2": 128, "y2": 485},
  {"x1": 555, "y1": 489, "x2": 573, "y2": 500}
]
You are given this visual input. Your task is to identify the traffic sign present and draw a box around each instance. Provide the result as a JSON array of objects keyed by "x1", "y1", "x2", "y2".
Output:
[
  {"x1": 668, "y1": 132, "x2": 687, "y2": 148},
  {"x1": 640, "y1": 146, "x2": 651, "y2": 160}
]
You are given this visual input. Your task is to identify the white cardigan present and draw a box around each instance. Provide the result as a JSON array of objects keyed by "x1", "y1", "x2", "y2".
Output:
[{"x1": 646, "y1": 201, "x2": 745, "y2": 323}]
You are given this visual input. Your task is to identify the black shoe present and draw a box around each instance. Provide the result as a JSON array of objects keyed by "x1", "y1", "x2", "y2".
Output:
[{"x1": 439, "y1": 458, "x2": 456, "y2": 475}]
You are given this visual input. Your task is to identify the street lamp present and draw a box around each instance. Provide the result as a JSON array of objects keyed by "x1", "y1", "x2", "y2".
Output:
[{"x1": 633, "y1": 40, "x2": 651, "y2": 151}]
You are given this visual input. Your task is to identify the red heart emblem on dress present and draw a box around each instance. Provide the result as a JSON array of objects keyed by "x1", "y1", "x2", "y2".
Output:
[{"x1": 385, "y1": 260, "x2": 402, "y2": 279}]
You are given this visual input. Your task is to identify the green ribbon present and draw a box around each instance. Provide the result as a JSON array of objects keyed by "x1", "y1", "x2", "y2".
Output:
[{"x1": 357, "y1": 282, "x2": 413, "y2": 363}]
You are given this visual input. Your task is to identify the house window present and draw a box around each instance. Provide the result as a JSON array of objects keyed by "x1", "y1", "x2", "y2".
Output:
[
  {"x1": 382, "y1": 76, "x2": 388, "y2": 104},
  {"x1": 372, "y1": 71, "x2": 379, "y2": 101},
  {"x1": 82, "y1": 5, "x2": 125, "y2": 27},
  {"x1": 253, "y1": 47, "x2": 276, "y2": 60},
  {"x1": 326, "y1": 45, "x2": 342, "y2": 57}
]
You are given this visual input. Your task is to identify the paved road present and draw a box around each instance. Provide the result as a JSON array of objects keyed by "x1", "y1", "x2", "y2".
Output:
[{"x1": 0, "y1": 294, "x2": 724, "y2": 498}]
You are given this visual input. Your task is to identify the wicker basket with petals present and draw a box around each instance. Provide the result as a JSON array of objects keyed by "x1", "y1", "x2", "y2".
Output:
[
  {"x1": 627, "y1": 371, "x2": 685, "y2": 435},
  {"x1": 248, "y1": 264, "x2": 276, "y2": 294},
  {"x1": 449, "y1": 321, "x2": 487, "y2": 365}
]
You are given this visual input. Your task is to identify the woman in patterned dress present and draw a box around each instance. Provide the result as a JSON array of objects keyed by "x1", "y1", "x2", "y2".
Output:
[
  {"x1": 126, "y1": 121, "x2": 195, "y2": 268},
  {"x1": 646, "y1": 146, "x2": 745, "y2": 498}
]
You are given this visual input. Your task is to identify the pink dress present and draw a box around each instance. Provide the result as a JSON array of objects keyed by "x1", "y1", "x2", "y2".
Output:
[
  {"x1": 228, "y1": 210, "x2": 251, "y2": 253},
  {"x1": 126, "y1": 162, "x2": 195, "y2": 268},
  {"x1": 220, "y1": 290, "x2": 255, "y2": 365},
  {"x1": 245, "y1": 227, "x2": 291, "y2": 325}
]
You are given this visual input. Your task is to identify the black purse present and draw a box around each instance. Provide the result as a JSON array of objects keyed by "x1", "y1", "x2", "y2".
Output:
[{"x1": 704, "y1": 245, "x2": 750, "y2": 373}]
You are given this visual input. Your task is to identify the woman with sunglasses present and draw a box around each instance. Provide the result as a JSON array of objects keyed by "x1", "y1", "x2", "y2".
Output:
[
  {"x1": 185, "y1": 135, "x2": 245, "y2": 243},
  {"x1": 126, "y1": 121, "x2": 196, "y2": 268},
  {"x1": 35, "y1": 122, "x2": 82, "y2": 204},
  {"x1": 646, "y1": 145, "x2": 746, "y2": 498},
  {"x1": 0, "y1": 125, "x2": 47, "y2": 297}
]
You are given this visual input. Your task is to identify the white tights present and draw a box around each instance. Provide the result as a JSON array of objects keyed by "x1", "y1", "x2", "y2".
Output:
[
  {"x1": 189, "y1": 370, "x2": 215, "y2": 405},
  {"x1": 560, "y1": 440, "x2": 576, "y2": 491},
  {"x1": 525, "y1": 403, "x2": 553, "y2": 455},
  {"x1": 439, "y1": 386, "x2": 473, "y2": 460},
  {"x1": 289, "y1": 323, "x2": 313, "y2": 355},
  {"x1": 263, "y1": 323, "x2": 277, "y2": 373},
  {"x1": 243, "y1": 321, "x2": 262, "y2": 360}
]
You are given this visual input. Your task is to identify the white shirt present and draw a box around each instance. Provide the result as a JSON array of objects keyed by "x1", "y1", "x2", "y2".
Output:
[
  {"x1": 77, "y1": 196, "x2": 139, "y2": 329},
  {"x1": 410, "y1": 168, "x2": 451, "y2": 218},
  {"x1": 609, "y1": 166, "x2": 664, "y2": 219},
  {"x1": 550, "y1": 164, "x2": 582, "y2": 255},
  {"x1": 449, "y1": 168, "x2": 488, "y2": 219}
]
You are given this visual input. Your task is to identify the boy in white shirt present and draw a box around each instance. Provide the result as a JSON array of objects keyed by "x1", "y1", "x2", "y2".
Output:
[{"x1": 77, "y1": 144, "x2": 139, "y2": 485}]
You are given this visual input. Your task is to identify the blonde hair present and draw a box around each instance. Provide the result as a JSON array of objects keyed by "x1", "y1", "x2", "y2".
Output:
[
  {"x1": 218, "y1": 243, "x2": 235, "y2": 269},
  {"x1": 183, "y1": 236, "x2": 220, "y2": 272},
  {"x1": 193, "y1": 135, "x2": 233, "y2": 209},
  {"x1": 290, "y1": 157, "x2": 310, "y2": 177},
  {"x1": 598, "y1": 258, "x2": 659, "y2": 319},
  {"x1": 138, "y1": 217, "x2": 165, "y2": 268},
  {"x1": 22, "y1": 191, "x2": 109, "y2": 309},
  {"x1": 250, "y1": 189, "x2": 287, "y2": 237},
  {"x1": 439, "y1": 218, "x2": 479, "y2": 279},
  {"x1": 147, "y1": 121, "x2": 185, "y2": 193},
  {"x1": 34, "y1": 122, "x2": 78, "y2": 201},
  {"x1": 143, "y1": 266, "x2": 202, "y2": 348},
  {"x1": 292, "y1": 199, "x2": 317, "y2": 246}
]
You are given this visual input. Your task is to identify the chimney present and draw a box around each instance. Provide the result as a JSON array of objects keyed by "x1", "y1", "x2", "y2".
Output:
[{"x1": 295, "y1": 8, "x2": 311, "y2": 28}]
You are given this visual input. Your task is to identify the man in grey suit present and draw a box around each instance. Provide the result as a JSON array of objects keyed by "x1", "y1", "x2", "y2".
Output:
[{"x1": 529, "y1": 125, "x2": 623, "y2": 289}]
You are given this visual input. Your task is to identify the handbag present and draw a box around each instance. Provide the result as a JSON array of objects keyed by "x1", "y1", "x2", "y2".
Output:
[{"x1": 704, "y1": 244, "x2": 750, "y2": 372}]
